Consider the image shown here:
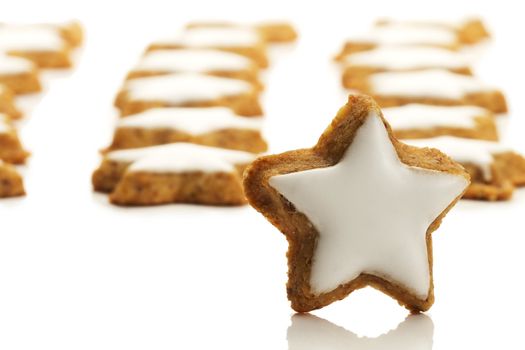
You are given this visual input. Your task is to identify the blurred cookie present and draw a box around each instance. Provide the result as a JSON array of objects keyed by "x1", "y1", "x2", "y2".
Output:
[
  {"x1": 148, "y1": 27, "x2": 269, "y2": 68},
  {"x1": 335, "y1": 24, "x2": 460, "y2": 59},
  {"x1": 0, "y1": 113, "x2": 29, "y2": 163},
  {"x1": 0, "y1": 25, "x2": 72, "y2": 68},
  {"x1": 0, "y1": 84, "x2": 21, "y2": 119},
  {"x1": 106, "y1": 107, "x2": 266, "y2": 153},
  {"x1": 405, "y1": 136, "x2": 525, "y2": 201},
  {"x1": 0, "y1": 159, "x2": 24, "y2": 197},
  {"x1": 344, "y1": 69, "x2": 507, "y2": 113},
  {"x1": 0, "y1": 54, "x2": 41, "y2": 94},
  {"x1": 127, "y1": 49, "x2": 262, "y2": 89},
  {"x1": 340, "y1": 46, "x2": 472, "y2": 85},
  {"x1": 0, "y1": 20, "x2": 83, "y2": 48},
  {"x1": 376, "y1": 18, "x2": 490, "y2": 44},
  {"x1": 187, "y1": 21, "x2": 298, "y2": 43},
  {"x1": 115, "y1": 73, "x2": 262, "y2": 117},
  {"x1": 93, "y1": 143, "x2": 256, "y2": 206},
  {"x1": 383, "y1": 104, "x2": 498, "y2": 141}
]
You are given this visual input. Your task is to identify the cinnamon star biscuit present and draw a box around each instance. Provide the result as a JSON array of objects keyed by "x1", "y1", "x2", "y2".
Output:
[{"x1": 243, "y1": 95, "x2": 470, "y2": 312}]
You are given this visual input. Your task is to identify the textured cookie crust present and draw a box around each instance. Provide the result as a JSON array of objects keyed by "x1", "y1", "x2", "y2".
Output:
[
  {"x1": 0, "y1": 128, "x2": 30, "y2": 164},
  {"x1": 58, "y1": 21, "x2": 83, "y2": 48},
  {"x1": 115, "y1": 89, "x2": 263, "y2": 118},
  {"x1": 106, "y1": 127, "x2": 267, "y2": 153},
  {"x1": 461, "y1": 152, "x2": 525, "y2": 201},
  {"x1": 92, "y1": 159, "x2": 131, "y2": 193},
  {"x1": 462, "y1": 162, "x2": 513, "y2": 201},
  {"x1": 457, "y1": 19, "x2": 490, "y2": 44},
  {"x1": 336, "y1": 41, "x2": 460, "y2": 61},
  {"x1": 243, "y1": 95, "x2": 469, "y2": 312},
  {"x1": 336, "y1": 18, "x2": 489, "y2": 60},
  {"x1": 393, "y1": 115, "x2": 498, "y2": 141},
  {"x1": 92, "y1": 146, "x2": 252, "y2": 206},
  {"x1": 3, "y1": 21, "x2": 82, "y2": 68},
  {"x1": 0, "y1": 85, "x2": 21, "y2": 119},
  {"x1": 7, "y1": 47, "x2": 72, "y2": 69},
  {"x1": 109, "y1": 168, "x2": 247, "y2": 206},
  {"x1": 342, "y1": 65, "x2": 472, "y2": 86},
  {"x1": 127, "y1": 65, "x2": 263, "y2": 90},
  {"x1": 344, "y1": 77, "x2": 507, "y2": 114},
  {"x1": 0, "y1": 68, "x2": 41, "y2": 94},
  {"x1": 0, "y1": 161, "x2": 24, "y2": 197},
  {"x1": 147, "y1": 44, "x2": 269, "y2": 69},
  {"x1": 93, "y1": 157, "x2": 249, "y2": 206},
  {"x1": 255, "y1": 22, "x2": 298, "y2": 43}
]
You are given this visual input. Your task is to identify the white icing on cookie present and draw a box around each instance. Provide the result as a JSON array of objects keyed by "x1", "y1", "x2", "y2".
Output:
[
  {"x1": 342, "y1": 47, "x2": 468, "y2": 70},
  {"x1": 0, "y1": 27, "x2": 64, "y2": 52},
  {"x1": 0, "y1": 21, "x2": 72, "y2": 31},
  {"x1": 369, "y1": 69, "x2": 495, "y2": 100},
  {"x1": 350, "y1": 24, "x2": 457, "y2": 47},
  {"x1": 403, "y1": 136, "x2": 510, "y2": 181},
  {"x1": 153, "y1": 27, "x2": 260, "y2": 48},
  {"x1": 107, "y1": 143, "x2": 256, "y2": 173},
  {"x1": 269, "y1": 113, "x2": 468, "y2": 298},
  {"x1": 118, "y1": 107, "x2": 262, "y2": 134},
  {"x1": 0, "y1": 54, "x2": 34, "y2": 74},
  {"x1": 377, "y1": 18, "x2": 480, "y2": 31},
  {"x1": 134, "y1": 49, "x2": 252, "y2": 73},
  {"x1": 383, "y1": 104, "x2": 488, "y2": 130},
  {"x1": 123, "y1": 73, "x2": 253, "y2": 104}
]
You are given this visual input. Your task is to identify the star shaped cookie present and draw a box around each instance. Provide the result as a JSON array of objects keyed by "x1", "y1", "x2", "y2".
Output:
[{"x1": 243, "y1": 95, "x2": 470, "y2": 312}]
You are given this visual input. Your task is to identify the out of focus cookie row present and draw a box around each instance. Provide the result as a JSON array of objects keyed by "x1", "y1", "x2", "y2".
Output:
[
  {"x1": 92, "y1": 21, "x2": 297, "y2": 206},
  {"x1": 0, "y1": 21, "x2": 83, "y2": 198},
  {"x1": 335, "y1": 18, "x2": 525, "y2": 201}
]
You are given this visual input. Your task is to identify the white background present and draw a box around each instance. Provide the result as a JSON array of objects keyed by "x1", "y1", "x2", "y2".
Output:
[{"x1": 1, "y1": 0, "x2": 525, "y2": 349}]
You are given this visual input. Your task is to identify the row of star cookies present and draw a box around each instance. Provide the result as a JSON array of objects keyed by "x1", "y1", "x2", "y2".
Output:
[
  {"x1": 0, "y1": 20, "x2": 83, "y2": 198},
  {"x1": 0, "y1": 20, "x2": 82, "y2": 96},
  {"x1": 335, "y1": 18, "x2": 505, "y2": 113},
  {"x1": 114, "y1": 22, "x2": 297, "y2": 117},
  {"x1": 335, "y1": 18, "x2": 525, "y2": 201},
  {"x1": 336, "y1": 17, "x2": 490, "y2": 58},
  {"x1": 92, "y1": 21, "x2": 297, "y2": 206}
]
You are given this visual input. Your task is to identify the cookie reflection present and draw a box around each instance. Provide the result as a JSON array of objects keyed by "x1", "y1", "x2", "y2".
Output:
[{"x1": 288, "y1": 313, "x2": 433, "y2": 350}]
